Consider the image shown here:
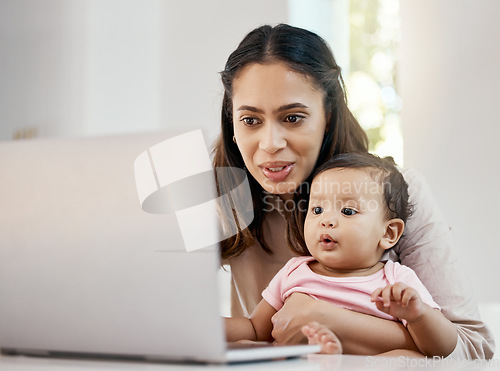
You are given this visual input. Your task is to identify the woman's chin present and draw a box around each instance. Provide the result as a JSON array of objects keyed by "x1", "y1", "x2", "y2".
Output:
[{"x1": 262, "y1": 182, "x2": 297, "y2": 199}]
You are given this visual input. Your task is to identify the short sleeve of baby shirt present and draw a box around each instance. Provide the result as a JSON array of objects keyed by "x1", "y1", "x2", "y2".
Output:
[
  {"x1": 384, "y1": 260, "x2": 440, "y2": 310},
  {"x1": 261, "y1": 257, "x2": 308, "y2": 311}
]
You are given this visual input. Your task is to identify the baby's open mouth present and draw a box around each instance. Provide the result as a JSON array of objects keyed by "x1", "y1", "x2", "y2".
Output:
[
  {"x1": 320, "y1": 234, "x2": 336, "y2": 249},
  {"x1": 320, "y1": 234, "x2": 334, "y2": 243}
]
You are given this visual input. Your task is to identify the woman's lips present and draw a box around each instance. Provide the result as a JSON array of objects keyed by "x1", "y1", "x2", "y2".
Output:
[{"x1": 260, "y1": 162, "x2": 294, "y2": 182}]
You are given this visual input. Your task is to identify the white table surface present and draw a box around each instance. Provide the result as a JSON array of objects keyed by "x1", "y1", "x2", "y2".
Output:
[{"x1": 1, "y1": 353, "x2": 499, "y2": 371}]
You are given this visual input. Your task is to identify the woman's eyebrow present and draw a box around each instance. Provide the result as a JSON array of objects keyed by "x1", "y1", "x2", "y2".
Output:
[
  {"x1": 274, "y1": 103, "x2": 309, "y2": 113},
  {"x1": 236, "y1": 105, "x2": 264, "y2": 113},
  {"x1": 236, "y1": 103, "x2": 309, "y2": 114}
]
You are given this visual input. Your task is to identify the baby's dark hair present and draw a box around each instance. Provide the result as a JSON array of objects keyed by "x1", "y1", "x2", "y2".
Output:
[{"x1": 286, "y1": 152, "x2": 413, "y2": 256}]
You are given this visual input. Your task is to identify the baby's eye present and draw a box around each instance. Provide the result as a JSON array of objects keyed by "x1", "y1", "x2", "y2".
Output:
[
  {"x1": 341, "y1": 207, "x2": 357, "y2": 216},
  {"x1": 312, "y1": 206, "x2": 324, "y2": 215}
]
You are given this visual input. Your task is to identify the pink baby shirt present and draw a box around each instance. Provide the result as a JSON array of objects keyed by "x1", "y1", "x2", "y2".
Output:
[{"x1": 262, "y1": 256, "x2": 440, "y2": 324}]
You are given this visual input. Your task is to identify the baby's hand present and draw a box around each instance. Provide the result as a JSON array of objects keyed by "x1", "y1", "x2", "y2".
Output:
[{"x1": 371, "y1": 282, "x2": 425, "y2": 323}]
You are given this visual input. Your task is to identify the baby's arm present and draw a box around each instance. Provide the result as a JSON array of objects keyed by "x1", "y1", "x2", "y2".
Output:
[
  {"x1": 225, "y1": 299, "x2": 277, "y2": 342},
  {"x1": 371, "y1": 283, "x2": 457, "y2": 357}
]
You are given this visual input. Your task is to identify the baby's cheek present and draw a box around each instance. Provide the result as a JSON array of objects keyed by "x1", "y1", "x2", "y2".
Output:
[{"x1": 303, "y1": 217, "x2": 314, "y2": 246}]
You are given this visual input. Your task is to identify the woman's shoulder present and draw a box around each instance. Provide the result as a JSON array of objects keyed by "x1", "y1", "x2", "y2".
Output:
[
  {"x1": 399, "y1": 167, "x2": 429, "y2": 193},
  {"x1": 394, "y1": 166, "x2": 451, "y2": 256},
  {"x1": 398, "y1": 166, "x2": 445, "y2": 219}
]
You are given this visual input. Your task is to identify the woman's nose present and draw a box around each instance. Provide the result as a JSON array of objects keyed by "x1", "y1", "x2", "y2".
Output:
[{"x1": 259, "y1": 123, "x2": 286, "y2": 153}]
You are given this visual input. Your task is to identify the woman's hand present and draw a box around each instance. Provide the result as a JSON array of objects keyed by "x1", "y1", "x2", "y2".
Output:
[
  {"x1": 270, "y1": 293, "x2": 419, "y2": 355},
  {"x1": 271, "y1": 293, "x2": 320, "y2": 344}
]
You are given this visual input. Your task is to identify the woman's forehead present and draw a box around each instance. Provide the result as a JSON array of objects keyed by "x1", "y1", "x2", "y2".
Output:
[{"x1": 232, "y1": 62, "x2": 321, "y2": 98}]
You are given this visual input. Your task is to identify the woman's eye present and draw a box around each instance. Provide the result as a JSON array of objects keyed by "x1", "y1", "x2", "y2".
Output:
[
  {"x1": 312, "y1": 206, "x2": 323, "y2": 215},
  {"x1": 341, "y1": 208, "x2": 357, "y2": 216},
  {"x1": 241, "y1": 117, "x2": 259, "y2": 126},
  {"x1": 284, "y1": 114, "x2": 304, "y2": 124}
]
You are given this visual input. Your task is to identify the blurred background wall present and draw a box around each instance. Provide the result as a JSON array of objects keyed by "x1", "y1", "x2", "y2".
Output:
[
  {"x1": 399, "y1": 0, "x2": 500, "y2": 305},
  {"x1": 0, "y1": 0, "x2": 287, "y2": 142}
]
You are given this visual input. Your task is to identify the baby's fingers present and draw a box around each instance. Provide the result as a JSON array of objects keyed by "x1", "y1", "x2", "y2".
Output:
[
  {"x1": 371, "y1": 285, "x2": 394, "y2": 307},
  {"x1": 371, "y1": 287, "x2": 384, "y2": 302},
  {"x1": 381, "y1": 285, "x2": 393, "y2": 307},
  {"x1": 401, "y1": 287, "x2": 418, "y2": 308},
  {"x1": 391, "y1": 282, "x2": 405, "y2": 303}
]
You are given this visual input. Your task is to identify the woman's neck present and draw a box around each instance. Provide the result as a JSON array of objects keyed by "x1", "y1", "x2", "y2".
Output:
[{"x1": 278, "y1": 193, "x2": 294, "y2": 202}]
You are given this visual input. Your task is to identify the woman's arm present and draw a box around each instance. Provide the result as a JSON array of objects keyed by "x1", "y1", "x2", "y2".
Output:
[
  {"x1": 226, "y1": 299, "x2": 277, "y2": 342},
  {"x1": 271, "y1": 293, "x2": 419, "y2": 355}
]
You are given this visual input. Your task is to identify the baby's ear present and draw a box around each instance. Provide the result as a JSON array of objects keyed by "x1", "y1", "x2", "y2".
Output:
[{"x1": 379, "y1": 219, "x2": 405, "y2": 250}]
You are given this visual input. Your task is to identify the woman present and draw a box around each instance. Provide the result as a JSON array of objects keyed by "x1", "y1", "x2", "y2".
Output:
[{"x1": 212, "y1": 24, "x2": 494, "y2": 358}]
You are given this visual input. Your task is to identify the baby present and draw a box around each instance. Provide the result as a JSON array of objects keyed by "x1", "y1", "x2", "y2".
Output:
[{"x1": 225, "y1": 152, "x2": 457, "y2": 356}]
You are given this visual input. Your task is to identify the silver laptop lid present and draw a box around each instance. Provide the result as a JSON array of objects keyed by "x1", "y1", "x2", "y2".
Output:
[{"x1": 0, "y1": 132, "x2": 229, "y2": 363}]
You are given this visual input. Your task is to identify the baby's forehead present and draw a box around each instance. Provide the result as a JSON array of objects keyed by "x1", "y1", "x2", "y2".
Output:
[
  {"x1": 312, "y1": 167, "x2": 384, "y2": 190},
  {"x1": 308, "y1": 168, "x2": 385, "y2": 203}
]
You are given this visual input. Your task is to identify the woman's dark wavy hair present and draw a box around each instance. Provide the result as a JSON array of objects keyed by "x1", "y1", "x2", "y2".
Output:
[
  {"x1": 287, "y1": 152, "x2": 413, "y2": 256},
  {"x1": 212, "y1": 24, "x2": 369, "y2": 260}
]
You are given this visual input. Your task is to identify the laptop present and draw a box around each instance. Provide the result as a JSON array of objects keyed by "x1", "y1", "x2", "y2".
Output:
[{"x1": 0, "y1": 131, "x2": 320, "y2": 363}]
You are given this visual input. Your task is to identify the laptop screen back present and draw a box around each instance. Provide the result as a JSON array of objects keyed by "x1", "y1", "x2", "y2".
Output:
[{"x1": 0, "y1": 133, "x2": 229, "y2": 363}]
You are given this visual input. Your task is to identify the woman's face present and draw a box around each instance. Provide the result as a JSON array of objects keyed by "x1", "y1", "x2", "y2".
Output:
[{"x1": 232, "y1": 62, "x2": 327, "y2": 199}]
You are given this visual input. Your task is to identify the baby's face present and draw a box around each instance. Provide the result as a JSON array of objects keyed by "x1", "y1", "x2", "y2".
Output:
[{"x1": 303, "y1": 168, "x2": 389, "y2": 275}]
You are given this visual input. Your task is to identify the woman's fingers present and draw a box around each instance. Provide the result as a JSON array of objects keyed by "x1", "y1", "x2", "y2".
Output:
[{"x1": 271, "y1": 293, "x2": 314, "y2": 344}]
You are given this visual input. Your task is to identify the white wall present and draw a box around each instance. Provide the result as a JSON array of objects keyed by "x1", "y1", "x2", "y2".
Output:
[
  {"x1": 84, "y1": 0, "x2": 163, "y2": 137},
  {"x1": 399, "y1": 0, "x2": 500, "y2": 303},
  {"x1": 0, "y1": 0, "x2": 289, "y2": 142},
  {"x1": 0, "y1": 0, "x2": 87, "y2": 139}
]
